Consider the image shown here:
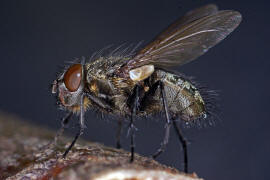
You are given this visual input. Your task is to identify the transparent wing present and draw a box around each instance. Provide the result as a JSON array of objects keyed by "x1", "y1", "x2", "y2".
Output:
[
  {"x1": 119, "y1": 6, "x2": 241, "y2": 75},
  {"x1": 154, "y1": 4, "x2": 219, "y2": 41}
]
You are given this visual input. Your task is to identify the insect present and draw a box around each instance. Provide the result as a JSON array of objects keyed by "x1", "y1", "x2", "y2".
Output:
[{"x1": 51, "y1": 4, "x2": 241, "y2": 173}]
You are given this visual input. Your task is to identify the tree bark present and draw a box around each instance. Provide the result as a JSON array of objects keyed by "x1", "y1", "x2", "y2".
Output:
[{"x1": 0, "y1": 112, "x2": 202, "y2": 180}]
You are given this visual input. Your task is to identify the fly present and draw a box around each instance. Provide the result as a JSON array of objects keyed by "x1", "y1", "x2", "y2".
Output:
[{"x1": 51, "y1": 4, "x2": 242, "y2": 173}]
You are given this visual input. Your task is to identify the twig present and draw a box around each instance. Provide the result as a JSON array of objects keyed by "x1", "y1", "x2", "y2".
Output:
[{"x1": 0, "y1": 112, "x2": 202, "y2": 180}]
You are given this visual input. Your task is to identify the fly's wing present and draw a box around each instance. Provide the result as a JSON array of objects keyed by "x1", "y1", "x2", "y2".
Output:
[
  {"x1": 119, "y1": 5, "x2": 241, "y2": 76},
  {"x1": 154, "y1": 4, "x2": 219, "y2": 41}
]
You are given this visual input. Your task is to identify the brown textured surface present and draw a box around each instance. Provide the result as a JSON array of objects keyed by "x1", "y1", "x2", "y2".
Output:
[{"x1": 0, "y1": 112, "x2": 202, "y2": 180}]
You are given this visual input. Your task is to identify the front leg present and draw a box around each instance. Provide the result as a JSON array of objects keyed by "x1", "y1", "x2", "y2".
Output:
[
  {"x1": 62, "y1": 94, "x2": 86, "y2": 158},
  {"x1": 54, "y1": 112, "x2": 73, "y2": 146},
  {"x1": 42, "y1": 112, "x2": 72, "y2": 151},
  {"x1": 85, "y1": 93, "x2": 113, "y2": 112}
]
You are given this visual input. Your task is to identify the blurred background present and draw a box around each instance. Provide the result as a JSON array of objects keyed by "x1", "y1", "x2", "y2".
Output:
[{"x1": 0, "y1": 0, "x2": 269, "y2": 179}]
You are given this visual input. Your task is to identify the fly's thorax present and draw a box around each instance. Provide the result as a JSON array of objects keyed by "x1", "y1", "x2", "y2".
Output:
[
  {"x1": 85, "y1": 56, "x2": 131, "y2": 78},
  {"x1": 85, "y1": 56, "x2": 133, "y2": 91},
  {"x1": 85, "y1": 62, "x2": 107, "y2": 81},
  {"x1": 152, "y1": 70, "x2": 206, "y2": 121},
  {"x1": 81, "y1": 57, "x2": 137, "y2": 114},
  {"x1": 85, "y1": 61, "x2": 109, "y2": 93}
]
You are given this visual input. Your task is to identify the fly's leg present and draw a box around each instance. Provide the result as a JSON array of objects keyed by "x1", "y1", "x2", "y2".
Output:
[
  {"x1": 172, "y1": 118, "x2": 188, "y2": 173},
  {"x1": 85, "y1": 93, "x2": 112, "y2": 112},
  {"x1": 152, "y1": 81, "x2": 172, "y2": 159},
  {"x1": 86, "y1": 93, "x2": 120, "y2": 148},
  {"x1": 62, "y1": 94, "x2": 86, "y2": 158},
  {"x1": 141, "y1": 80, "x2": 188, "y2": 173},
  {"x1": 54, "y1": 112, "x2": 73, "y2": 146},
  {"x1": 128, "y1": 84, "x2": 139, "y2": 162},
  {"x1": 41, "y1": 112, "x2": 73, "y2": 151},
  {"x1": 116, "y1": 118, "x2": 123, "y2": 149}
]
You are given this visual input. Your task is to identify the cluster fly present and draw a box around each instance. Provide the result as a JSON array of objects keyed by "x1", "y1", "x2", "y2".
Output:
[{"x1": 51, "y1": 4, "x2": 241, "y2": 173}]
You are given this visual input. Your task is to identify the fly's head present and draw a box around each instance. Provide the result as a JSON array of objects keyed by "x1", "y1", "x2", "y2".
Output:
[{"x1": 52, "y1": 64, "x2": 88, "y2": 112}]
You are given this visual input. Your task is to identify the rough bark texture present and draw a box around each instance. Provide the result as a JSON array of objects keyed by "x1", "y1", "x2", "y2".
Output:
[{"x1": 0, "y1": 112, "x2": 202, "y2": 180}]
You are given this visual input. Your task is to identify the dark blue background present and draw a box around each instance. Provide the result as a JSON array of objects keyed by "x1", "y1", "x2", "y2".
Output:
[{"x1": 0, "y1": 0, "x2": 269, "y2": 179}]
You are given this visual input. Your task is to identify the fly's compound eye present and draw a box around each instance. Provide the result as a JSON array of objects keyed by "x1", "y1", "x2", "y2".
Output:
[{"x1": 64, "y1": 64, "x2": 82, "y2": 92}]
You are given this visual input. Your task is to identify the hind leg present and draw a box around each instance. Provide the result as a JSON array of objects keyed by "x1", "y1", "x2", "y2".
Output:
[
  {"x1": 172, "y1": 117, "x2": 188, "y2": 173},
  {"x1": 141, "y1": 80, "x2": 189, "y2": 173}
]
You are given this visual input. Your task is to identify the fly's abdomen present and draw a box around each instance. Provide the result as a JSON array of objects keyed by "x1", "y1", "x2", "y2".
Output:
[{"x1": 152, "y1": 70, "x2": 207, "y2": 121}]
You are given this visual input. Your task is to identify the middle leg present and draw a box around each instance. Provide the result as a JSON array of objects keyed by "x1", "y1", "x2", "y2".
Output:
[
  {"x1": 116, "y1": 118, "x2": 123, "y2": 149},
  {"x1": 152, "y1": 81, "x2": 172, "y2": 159},
  {"x1": 128, "y1": 84, "x2": 139, "y2": 162}
]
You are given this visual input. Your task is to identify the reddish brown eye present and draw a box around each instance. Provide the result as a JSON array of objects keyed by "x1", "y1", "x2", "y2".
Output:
[{"x1": 64, "y1": 64, "x2": 82, "y2": 92}]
